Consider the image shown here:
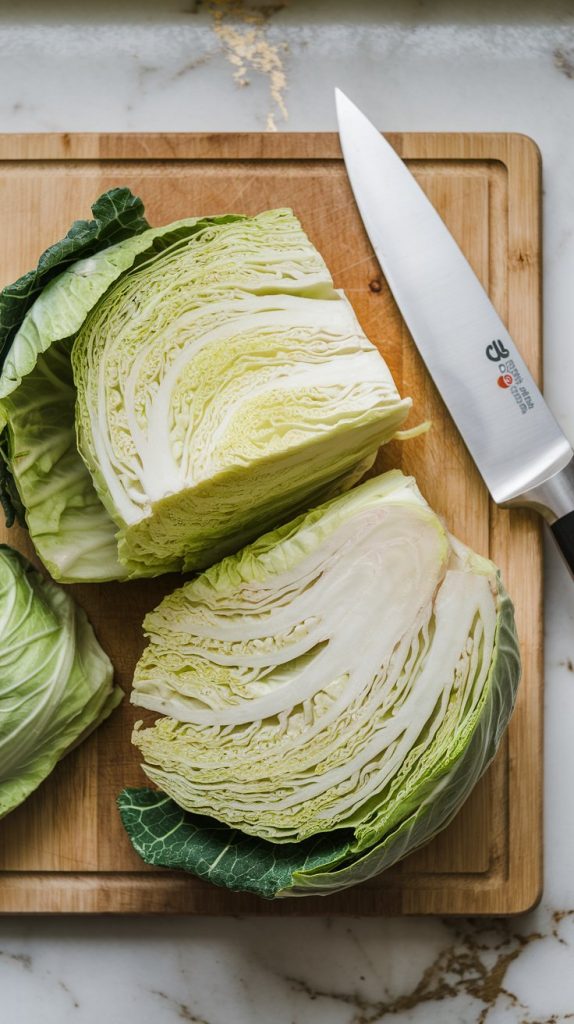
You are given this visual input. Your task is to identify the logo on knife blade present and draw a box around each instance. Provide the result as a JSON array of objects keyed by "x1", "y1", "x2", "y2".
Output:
[
  {"x1": 484, "y1": 352, "x2": 536, "y2": 415},
  {"x1": 485, "y1": 339, "x2": 510, "y2": 362},
  {"x1": 484, "y1": 338, "x2": 534, "y2": 412}
]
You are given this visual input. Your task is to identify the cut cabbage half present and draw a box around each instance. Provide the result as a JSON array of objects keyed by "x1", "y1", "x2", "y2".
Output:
[
  {"x1": 119, "y1": 470, "x2": 520, "y2": 898},
  {"x1": 0, "y1": 193, "x2": 411, "y2": 581}
]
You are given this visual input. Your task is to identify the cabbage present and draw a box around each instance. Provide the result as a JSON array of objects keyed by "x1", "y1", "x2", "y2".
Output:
[
  {"x1": 0, "y1": 192, "x2": 410, "y2": 582},
  {"x1": 0, "y1": 545, "x2": 122, "y2": 818},
  {"x1": 118, "y1": 470, "x2": 520, "y2": 898}
]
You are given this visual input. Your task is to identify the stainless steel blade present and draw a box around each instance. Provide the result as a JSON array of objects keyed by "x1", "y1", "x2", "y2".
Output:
[{"x1": 335, "y1": 89, "x2": 573, "y2": 515}]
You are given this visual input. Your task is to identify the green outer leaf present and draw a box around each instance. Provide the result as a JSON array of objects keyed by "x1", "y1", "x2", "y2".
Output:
[
  {"x1": 0, "y1": 432, "x2": 24, "y2": 528},
  {"x1": 117, "y1": 788, "x2": 352, "y2": 900},
  {"x1": 118, "y1": 577, "x2": 520, "y2": 898},
  {"x1": 0, "y1": 187, "x2": 149, "y2": 373},
  {"x1": 1, "y1": 339, "x2": 126, "y2": 582},
  {"x1": 0, "y1": 187, "x2": 149, "y2": 527}
]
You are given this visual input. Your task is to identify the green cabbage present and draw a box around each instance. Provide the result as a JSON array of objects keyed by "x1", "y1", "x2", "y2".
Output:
[
  {"x1": 0, "y1": 192, "x2": 410, "y2": 582},
  {"x1": 118, "y1": 470, "x2": 520, "y2": 897},
  {"x1": 0, "y1": 545, "x2": 122, "y2": 818}
]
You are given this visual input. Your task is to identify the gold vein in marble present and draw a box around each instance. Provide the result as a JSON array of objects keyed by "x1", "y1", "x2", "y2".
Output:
[
  {"x1": 285, "y1": 914, "x2": 574, "y2": 1023},
  {"x1": 208, "y1": 0, "x2": 288, "y2": 131}
]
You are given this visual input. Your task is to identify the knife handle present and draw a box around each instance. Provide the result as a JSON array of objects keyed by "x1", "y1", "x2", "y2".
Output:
[
  {"x1": 532, "y1": 456, "x2": 574, "y2": 576},
  {"x1": 551, "y1": 512, "x2": 574, "y2": 575},
  {"x1": 507, "y1": 455, "x2": 574, "y2": 576}
]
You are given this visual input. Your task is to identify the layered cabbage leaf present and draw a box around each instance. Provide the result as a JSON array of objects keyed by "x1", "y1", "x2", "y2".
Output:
[
  {"x1": 0, "y1": 545, "x2": 122, "y2": 818},
  {"x1": 119, "y1": 470, "x2": 520, "y2": 897}
]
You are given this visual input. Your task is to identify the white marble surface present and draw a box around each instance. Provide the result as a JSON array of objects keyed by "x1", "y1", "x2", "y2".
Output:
[{"x1": 2, "y1": 1, "x2": 574, "y2": 1021}]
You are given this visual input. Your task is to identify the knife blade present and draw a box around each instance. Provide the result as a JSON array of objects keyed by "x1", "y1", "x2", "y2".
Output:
[{"x1": 335, "y1": 88, "x2": 574, "y2": 573}]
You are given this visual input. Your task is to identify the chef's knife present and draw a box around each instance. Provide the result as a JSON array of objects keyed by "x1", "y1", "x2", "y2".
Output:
[{"x1": 335, "y1": 88, "x2": 574, "y2": 573}]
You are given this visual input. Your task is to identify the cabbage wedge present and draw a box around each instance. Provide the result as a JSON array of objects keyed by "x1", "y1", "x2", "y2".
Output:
[
  {"x1": 0, "y1": 191, "x2": 410, "y2": 581},
  {"x1": 0, "y1": 545, "x2": 122, "y2": 818},
  {"x1": 119, "y1": 471, "x2": 520, "y2": 898}
]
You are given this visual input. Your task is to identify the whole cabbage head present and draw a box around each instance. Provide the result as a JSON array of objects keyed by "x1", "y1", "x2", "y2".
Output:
[{"x1": 118, "y1": 470, "x2": 520, "y2": 898}]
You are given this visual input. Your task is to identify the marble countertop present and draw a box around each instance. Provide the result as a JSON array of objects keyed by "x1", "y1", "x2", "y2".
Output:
[{"x1": 2, "y1": 1, "x2": 574, "y2": 1021}]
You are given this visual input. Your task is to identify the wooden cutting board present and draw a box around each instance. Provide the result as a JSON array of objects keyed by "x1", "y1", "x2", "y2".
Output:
[{"x1": 0, "y1": 131, "x2": 543, "y2": 915}]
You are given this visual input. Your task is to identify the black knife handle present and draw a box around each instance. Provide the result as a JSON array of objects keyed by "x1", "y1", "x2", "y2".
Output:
[
  {"x1": 551, "y1": 511, "x2": 574, "y2": 575},
  {"x1": 508, "y1": 456, "x2": 574, "y2": 577}
]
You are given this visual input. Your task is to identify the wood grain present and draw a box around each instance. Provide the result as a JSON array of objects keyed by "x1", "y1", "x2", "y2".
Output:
[{"x1": 0, "y1": 132, "x2": 543, "y2": 914}]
